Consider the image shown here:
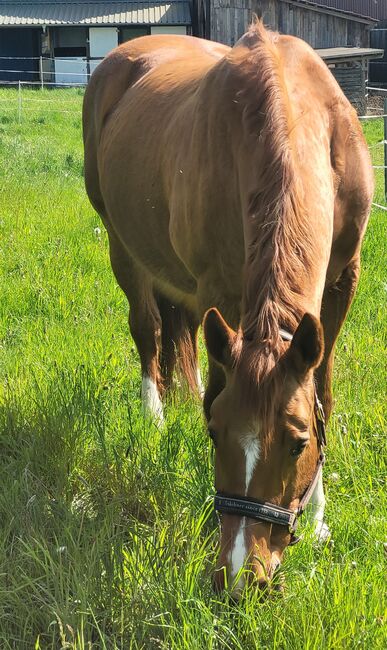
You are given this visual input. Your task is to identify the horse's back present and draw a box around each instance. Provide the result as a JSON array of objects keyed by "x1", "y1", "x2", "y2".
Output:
[
  {"x1": 83, "y1": 34, "x2": 228, "y2": 218},
  {"x1": 84, "y1": 35, "x2": 227, "y2": 129}
]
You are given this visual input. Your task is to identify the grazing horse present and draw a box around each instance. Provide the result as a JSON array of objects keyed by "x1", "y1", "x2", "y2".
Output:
[{"x1": 83, "y1": 22, "x2": 373, "y2": 595}]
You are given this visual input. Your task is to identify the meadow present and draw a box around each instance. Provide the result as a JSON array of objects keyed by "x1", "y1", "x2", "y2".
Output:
[{"x1": 0, "y1": 87, "x2": 385, "y2": 649}]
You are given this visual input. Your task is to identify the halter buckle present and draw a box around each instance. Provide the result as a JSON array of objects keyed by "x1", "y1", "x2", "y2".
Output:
[{"x1": 287, "y1": 511, "x2": 298, "y2": 534}]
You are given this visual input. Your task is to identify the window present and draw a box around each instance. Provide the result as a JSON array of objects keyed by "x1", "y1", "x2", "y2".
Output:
[
  {"x1": 53, "y1": 27, "x2": 88, "y2": 57},
  {"x1": 119, "y1": 27, "x2": 150, "y2": 43}
]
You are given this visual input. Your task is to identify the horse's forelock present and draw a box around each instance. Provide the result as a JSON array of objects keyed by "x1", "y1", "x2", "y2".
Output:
[{"x1": 231, "y1": 336, "x2": 287, "y2": 433}]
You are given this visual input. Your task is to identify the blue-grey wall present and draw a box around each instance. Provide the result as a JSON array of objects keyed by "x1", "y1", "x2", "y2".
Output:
[{"x1": 0, "y1": 27, "x2": 40, "y2": 82}]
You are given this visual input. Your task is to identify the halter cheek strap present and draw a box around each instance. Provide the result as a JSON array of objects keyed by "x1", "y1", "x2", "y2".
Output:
[
  {"x1": 213, "y1": 328, "x2": 327, "y2": 545},
  {"x1": 214, "y1": 494, "x2": 298, "y2": 531}
]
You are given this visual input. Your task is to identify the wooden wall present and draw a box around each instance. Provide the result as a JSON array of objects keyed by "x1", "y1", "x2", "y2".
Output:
[
  {"x1": 210, "y1": 0, "x2": 371, "y2": 48},
  {"x1": 331, "y1": 65, "x2": 366, "y2": 114}
]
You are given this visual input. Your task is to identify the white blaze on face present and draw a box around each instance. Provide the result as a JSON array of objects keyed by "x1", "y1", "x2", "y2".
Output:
[
  {"x1": 141, "y1": 375, "x2": 164, "y2": 424},
  {"x1": 229, "y1": 430, "x2": 261, "y2": 593},
  {"x1": 230, "y1": 516, "x2": 247, "y2": 592},
  {"x1": 240, "y1": 431, "x2": 261, "y2": 495}
]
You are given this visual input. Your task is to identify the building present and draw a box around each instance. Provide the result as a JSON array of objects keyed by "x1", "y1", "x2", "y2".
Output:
[
  {"x1": 193, "y1": 0, "x2": 383, "y2": 113},
  {"x1": 0, "y1": 1, "x2": 384, "y2": 107},
  {"x1": 204, "y1": 0, "x2": 377, "y2": 48},
  {"x1": 265, "y1": 1, "x2": 387, "y2": 88},
  {"x1": 0, "y1": 1, "x2": 192, "y2": 83}
]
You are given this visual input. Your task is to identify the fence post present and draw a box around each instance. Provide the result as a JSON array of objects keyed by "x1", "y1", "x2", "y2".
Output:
[
  {"x1": 384, "y1": 98, "x2": 387, "y2": 201},
  {"x1": 18, "y1": 81, "x2": 22, "y2": 124},
  {"x1": 39, "y1": 55, "x2": 43, "y2": 90}
]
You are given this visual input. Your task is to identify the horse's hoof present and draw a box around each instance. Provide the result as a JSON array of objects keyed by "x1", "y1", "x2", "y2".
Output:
[{"x1": 313, "y1": 521, "x2": 331, "y2": 545}]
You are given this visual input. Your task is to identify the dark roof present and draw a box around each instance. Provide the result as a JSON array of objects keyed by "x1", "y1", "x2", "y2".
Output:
[
  {"x1": 285, "y1": 0, "x2": 377, "y2": 23},
  {"x1": 302, "y1": 1, "x2": 387, "y2": 21},
  {"x1": 0, "y1": 1, "x2": 191, "y2": 26}
]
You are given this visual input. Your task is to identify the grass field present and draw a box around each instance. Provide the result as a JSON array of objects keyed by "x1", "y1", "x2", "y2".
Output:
[{"x1": 0, "y1": 88, "x2": 386, "y2": 649}]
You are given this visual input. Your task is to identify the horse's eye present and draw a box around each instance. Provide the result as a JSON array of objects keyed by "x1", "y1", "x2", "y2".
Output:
[
  {"x1": 290, "y1": 439, "x2": 308, "y2": 457},
  {"x1": 208, "y1": 428, "x2": 217, "y2": 447}
]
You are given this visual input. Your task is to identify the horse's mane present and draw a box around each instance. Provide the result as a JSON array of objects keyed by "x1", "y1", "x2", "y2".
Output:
[
  {"x1": 229, "y1": 21, "x2": 317, "y2": 402},
  {"x1": 238, "y1": 22, "x2": 315, "y2": 341}
]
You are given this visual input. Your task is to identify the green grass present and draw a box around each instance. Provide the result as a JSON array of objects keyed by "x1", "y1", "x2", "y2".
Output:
[{"x1": 0, "y1": 88, "x2": 386, "y2": 649}]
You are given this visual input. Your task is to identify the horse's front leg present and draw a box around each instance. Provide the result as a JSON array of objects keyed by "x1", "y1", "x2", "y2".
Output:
[
  {"x1": 307, "y1": 473, "x2": 331, "y2": 543},
  {"x1": 316, "y1": 257, "x2": 361, "y2": 420},
  {"x1": 197, "y1": 275, "x2": 241, "y2": 421},
  {"x1": 203, "y1": 357, "x2": 226, "y2": 421},
  {"x1": 109, "y1": 235, "x2": 164, "y2": 423}
]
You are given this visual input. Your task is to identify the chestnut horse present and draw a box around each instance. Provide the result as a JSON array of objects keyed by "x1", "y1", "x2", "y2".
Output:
[{"x1": 83, "y1": 22, "x2": 373, "y2": 595}]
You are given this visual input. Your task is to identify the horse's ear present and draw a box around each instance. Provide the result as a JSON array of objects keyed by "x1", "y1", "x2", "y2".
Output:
[
  {"x1": 203, "y1": 308, "x2": 236, "y2": 368},
  {"x1": 287, "y1": 314, "x2": 324, "y2": 375}
]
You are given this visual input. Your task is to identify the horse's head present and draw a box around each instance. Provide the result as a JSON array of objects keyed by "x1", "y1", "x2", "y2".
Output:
[{"x1": 203, "y1": 308, "x2": 324, "y2": 597}]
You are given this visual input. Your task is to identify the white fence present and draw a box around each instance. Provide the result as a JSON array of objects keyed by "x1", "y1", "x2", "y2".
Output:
[
  {"x1": 0, "y1": 81, "x2": 84, "y2": 122},
  {"x1": 0, "y1": 55, "x2": 99, "y2": 87},
  {"x1": 358, "y1": 92, "x2": 387, "y2": 210}
]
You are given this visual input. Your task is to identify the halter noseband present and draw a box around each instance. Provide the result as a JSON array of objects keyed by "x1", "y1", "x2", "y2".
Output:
[{"x1": 213, "y1": 329, "x2": 326, "y2": 545}]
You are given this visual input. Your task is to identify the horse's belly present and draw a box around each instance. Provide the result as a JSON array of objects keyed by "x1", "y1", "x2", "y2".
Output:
[{"x1": 104, "y1": 192, "x2": 197, "y2": 296}]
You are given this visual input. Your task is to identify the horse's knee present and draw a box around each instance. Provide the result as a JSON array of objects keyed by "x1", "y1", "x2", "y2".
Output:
[{"x1": 129, "y1": 308, "x2": 161, "y2": 347}]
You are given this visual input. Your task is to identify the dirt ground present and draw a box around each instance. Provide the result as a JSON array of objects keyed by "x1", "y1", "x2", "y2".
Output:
[{"x1": 367, "y1": 93, "x2": 386, "y2": 114}]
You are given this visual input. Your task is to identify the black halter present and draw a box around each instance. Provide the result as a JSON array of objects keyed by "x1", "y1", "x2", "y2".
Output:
[{"x1": 213, "y1": 330, "x2": 326, "y2": 545}]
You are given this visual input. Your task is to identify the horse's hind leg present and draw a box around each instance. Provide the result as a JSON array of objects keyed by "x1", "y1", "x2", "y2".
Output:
[
  {"x1": 157, "y1": 294, "x2": 202, "y2": 396},
  {"x1": 108, "y1": 236, "x2": 164, "y2": 422},
  {"x1": 310, "y1": 256, "x2": 361, "y2": 542}
]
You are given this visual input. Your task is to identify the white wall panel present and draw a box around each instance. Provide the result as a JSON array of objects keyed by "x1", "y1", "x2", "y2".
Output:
[
  {"x1": 89, "y1": 27, "x2": 118, "y2": 58},
  {"x1": 54, "y1": 57, "x2": 87, "y2": 84},
  {"x1": 150, "y1": 26, "x2": 187, "y2": 35}
]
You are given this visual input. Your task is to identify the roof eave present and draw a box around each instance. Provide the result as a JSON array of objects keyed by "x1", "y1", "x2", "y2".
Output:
[{"x1": 284, "y1": 0, "x2": 378, "y2": 25}]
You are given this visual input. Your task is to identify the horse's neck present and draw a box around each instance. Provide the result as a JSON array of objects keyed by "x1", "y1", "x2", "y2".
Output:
[
  {"x1": 239, "y1": 139, "x2": 332, "y2": 341},
  {"x1": 197, "y1": 38, "x2": 333, "y2": 340}
]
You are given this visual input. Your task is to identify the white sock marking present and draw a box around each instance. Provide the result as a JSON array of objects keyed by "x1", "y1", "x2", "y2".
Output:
[
  {"x1": 141, "y1": 375, "x2": 164, "y2": 424},
  {"x1": 240, "y1": 432, "x2": 261, "y2": 494},
  {"x1": 309, "y1": 471, "x2": 330, "y2": 542},
  {"x1": 196, "y1": 367, "x2": 205, "y2": 398}
]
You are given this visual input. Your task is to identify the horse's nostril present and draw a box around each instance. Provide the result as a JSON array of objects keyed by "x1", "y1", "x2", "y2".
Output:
[
  {"x1": 269, "y1": 558, "x2": 281, "y2": 578},
  {"x1": 258, "y1": 577, "x2": 269, "y2": 588},
  {"x1": 245, "y1": 566, "x2": 269, "y2": 590},
  {"x1": 272, "y1": 580, "x2": 285, "y2": 595}
]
